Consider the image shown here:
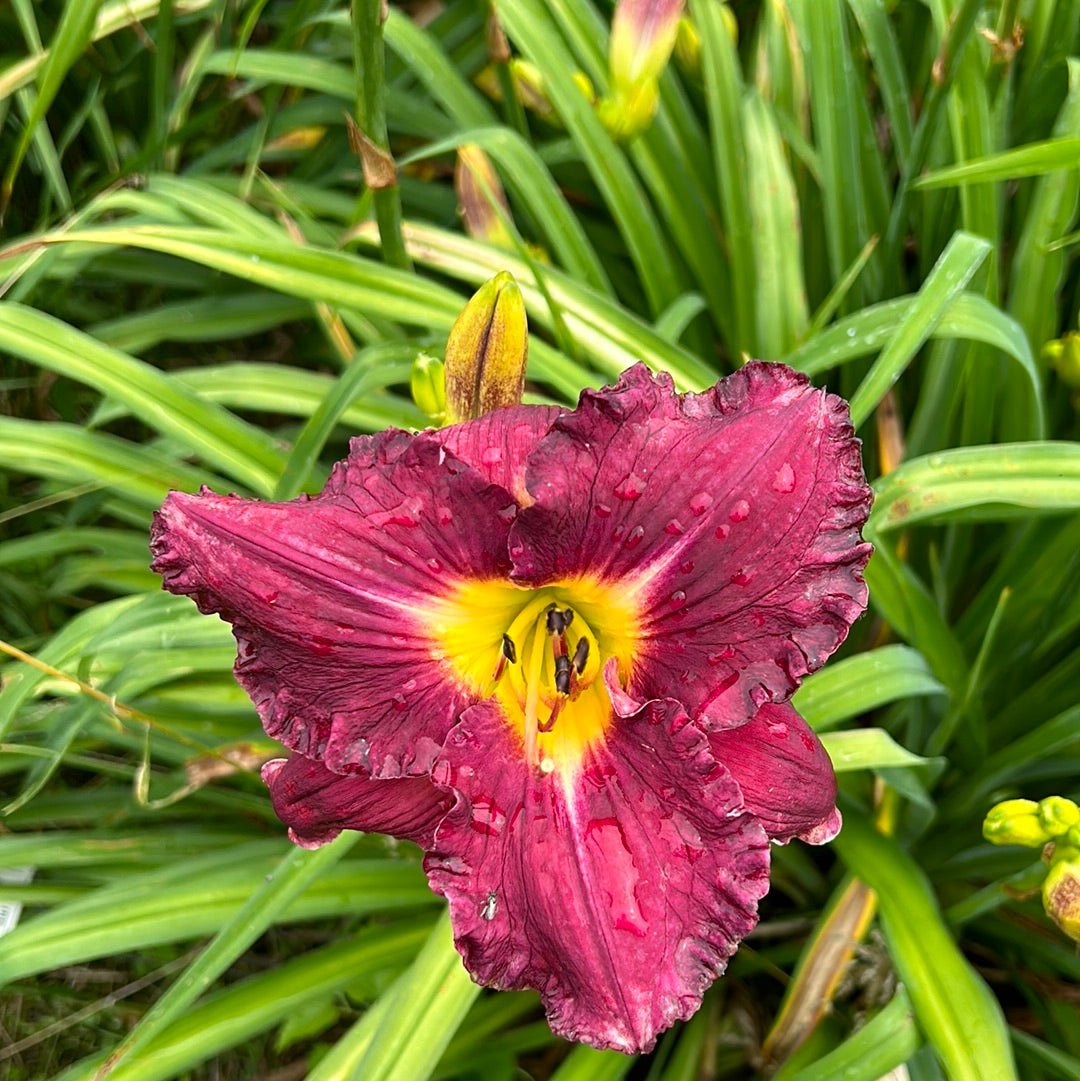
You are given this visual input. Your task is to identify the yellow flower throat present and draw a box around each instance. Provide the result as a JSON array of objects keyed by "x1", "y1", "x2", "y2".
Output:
[{"x1": 432, "y1": 579, "x2": 640, "y2": 774}]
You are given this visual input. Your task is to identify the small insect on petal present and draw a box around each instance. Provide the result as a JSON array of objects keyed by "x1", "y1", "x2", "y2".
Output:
[{"x1": 482, "y1": 890, "x2": 498, "y2": 921}]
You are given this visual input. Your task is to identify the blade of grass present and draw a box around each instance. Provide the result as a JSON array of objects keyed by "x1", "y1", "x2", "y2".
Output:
[
  {"x1": 792, "y1": 645, "x2": 946, "y2": 732},
  {"x1": 89, "y1": 834, "x2": 358, "y2": 1078},
  {"x1": 0, "y1": 303, "x2": 286, "y2": 496},
  {"x1": 348, "y1": 908, "x2": 481, "y2": 1081},
  {"x1": 497, "y1": 0, "x2": 684, "y2": 316},
  {"x1": 273, "y1": 351, "x2": 417, "y2": 500},
  {"x1": 0, "y1": 0, "x2": 100, "y2": 217},
  {"x1": 53, "y1": 920, "x2": 433, "y2": 1081},
  {"x1": 847, "y1": 231, "x2": 991, "y2": 428},
  {"x1": 833, "y1": 808, "x2": 1017, "y2": 1081},
  {"x1": 780, "y1": 991, "x2": 918, "y2": 1081},
  {"x1": 870, "y1": 442, "x2": 1080, "y2": 531}
]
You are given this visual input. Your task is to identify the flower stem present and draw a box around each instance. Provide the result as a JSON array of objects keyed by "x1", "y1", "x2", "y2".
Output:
[{"x1": 352, "y1": 0, "x2": 411, "y2": 270}]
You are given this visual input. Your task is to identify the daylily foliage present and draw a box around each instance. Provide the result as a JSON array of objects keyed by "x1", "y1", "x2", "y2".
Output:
[{"x1": 152, "y1": 359, "x2": 872, "y2": 1052}]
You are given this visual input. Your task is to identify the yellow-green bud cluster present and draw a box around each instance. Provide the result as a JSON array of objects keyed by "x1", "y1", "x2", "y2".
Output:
[
  {"x1": 982, "y1": 796, "x2": 1080, "y2": 848},
  {"x1": 984, "y1": 797, "x2": 1080, "y2": 943}
]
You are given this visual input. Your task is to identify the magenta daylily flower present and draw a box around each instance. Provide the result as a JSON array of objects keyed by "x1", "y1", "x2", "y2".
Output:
[{"x1": 151, "y1": 362, "x2": 871, "y2": 1053}]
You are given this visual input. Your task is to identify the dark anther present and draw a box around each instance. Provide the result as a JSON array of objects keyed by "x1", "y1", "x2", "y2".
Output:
[
  {"x1": 545, "y1": 606, "x2": 574, "y2": 635},
  {"x1": 572, "y1": 637, "x2": 589, "y2": 675},
  {"x1": 554, "y1": 653, "x2": 571, "y2": 695},
  {"x1": 501, "y1": 633, "x2": 517, "y2": 663}
]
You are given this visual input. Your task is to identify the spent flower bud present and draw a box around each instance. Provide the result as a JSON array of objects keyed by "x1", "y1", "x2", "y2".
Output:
[
  {"x1": 444, "y1": 272, "x2": 528, "y2": 423},
  {"x1": 455, "y1": 145, "x2": 514, "y2": 249},
  {"x1": 1043, "y1": 846, "x2": 1080, "y2": 942}
]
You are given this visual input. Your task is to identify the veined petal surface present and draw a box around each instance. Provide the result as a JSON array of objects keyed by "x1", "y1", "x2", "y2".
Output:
[
  {"x1": 434, "y1": 403, "x2": 564, "y2": 501},
  {"x1": 510, "y1": 363, "x2": 872, "y2": 728},
  {"x1": 710, "y1": 702, "x2": 840, "y2": 845},
  {"x1": 425, "y1": 687, "x2": 771, "y2": 1053},
  {"x1": 263, "y1": 753, "x2": 453, "y2": 849},
  {"x1": 151, "y1": 430, "x2": 516, "y2": 777}
]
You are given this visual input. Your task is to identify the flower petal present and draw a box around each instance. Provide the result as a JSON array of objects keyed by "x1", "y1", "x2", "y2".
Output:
[
  {"x1": 262, "y1": 754, "x2": 453, "y2": 849},
  {"x1": 151, "y1": 430, "x2": 517, "y2": 777},
  {"x1": 709, "y1": 702, "x2": 840, "y2": 845},
  {"x1": 510, "y1": 362, "x2": 872, "y2": 727},
  {"x1": 434, "y1": 403, "x2": 563, "y2": 501},
  {"x1": 425, "y1": 695, "x2": 771, "y2": 1053}
]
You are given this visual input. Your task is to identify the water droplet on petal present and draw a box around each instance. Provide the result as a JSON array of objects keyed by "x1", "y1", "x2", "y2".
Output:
[
  {"x1": 391, "y1": 693, "x2": 408, "y2": 712},
  {"x1": 730, "y1": 570, "x2": 751, "y2": 586},
  {"x1": 729, "y1": 499, "x2": 751, "y2": 522},
  {"x1": 773, "y1": 462, "x2": 796, "y2": 493},
  {"x1": 427, "y1": 557, "x2": 442, "y2": 573},
  {"x1": 510, "y1": 543, "x2": 525, "y2": 559},
  {"x1": 437, "y1": 506, "x2": 453, "y2": 525},
  {"x1": 471, "y1": 796, "x2": 506, "y2": 835},
  {"x1": 679, "y1": 560, "x2": 695, "y2": 574},
  {"x1": 664, "y1": 518, "x2": 684, "y2": 535},
  {"x1": 689, "y1": 492, "x2": 713, "y2": 515},
  {"x1": 669, "y1": 590, "x2": 686, "y2": 606},
  {"x1": 624, "y1": 525, "x2": 644, "y2": 549},
  {"x1": 481, "y1": 446, "x2": 503, "y2": 465},
  {"x1": 594, "y1": 503, "x2": 612, "y2": 518},
  {"x1": 715, "y1": 524, "x2": 730, "y2": 540},
  {"x1": 614, "y1": 472, "x2": 646, "y2": 500},
  {"x1": 497, "y1": 504, "x2": 517, "y2": 524},
  {"x1": 612, "y1": 524, "x2": 626, "y2": 543}
]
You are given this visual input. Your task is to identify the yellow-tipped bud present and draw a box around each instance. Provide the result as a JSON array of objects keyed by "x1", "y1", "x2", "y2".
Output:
[
  {"x1": 983, "y1": 799, "x2": 1054, "y2": 847},
  {"x1": 455, "y1": 145, "x2": 514, "y2": 249},
  {"x1": 444, "y1": 272, "x2": 528, "y2": 423},
  {"x1": 410, "y1": 353, "x2": 446, "y2": 424},
  {"x1": 1043, "y1": 846, "x2": 1080, "y2": 942}
]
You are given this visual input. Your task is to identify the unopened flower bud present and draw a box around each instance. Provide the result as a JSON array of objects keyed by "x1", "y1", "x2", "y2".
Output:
[
  {"x1": 604, "y1": 0, "x2": 684, "y2": 138},
  {"x1": 411, "y1": 353, "x2": 446, "y2": 423},
  {"x1": 510, "y1": 59, "x2": 558, "y2": 122},
  {"x1": 444, "y1": 272, "x2": 528, "y2": 423},
  {"x1": 455, "y1": 145, "x2": 514, "y2": 249},
  {"x1": 610, "y1": 0, "x2": 685, "y2": 97},
  {"x1": 1043, "y1": 846, "x2": 1080, "y2": 942},
  {"x1": 674, "y1": 16, "x2": 701, "y2": 75},
  {"x1": 983, "y1": 799, "x2": 1053, "y2": 847},
  {"x1": 1043, "y1": 331, "x2": 1080, "y2": 390},
  {"x1": 1039, "y1": 796, "x2": 1080, "y2": 837}
]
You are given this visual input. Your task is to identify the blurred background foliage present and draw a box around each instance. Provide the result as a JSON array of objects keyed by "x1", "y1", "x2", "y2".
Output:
[{"x1": 0, "y1": 0, "x2": 1079, "y2": 1078}]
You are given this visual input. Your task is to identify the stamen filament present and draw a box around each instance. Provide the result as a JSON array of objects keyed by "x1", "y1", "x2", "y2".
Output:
[{"x1": 521, "y1": 613, "x2": 548, "y2": 767}]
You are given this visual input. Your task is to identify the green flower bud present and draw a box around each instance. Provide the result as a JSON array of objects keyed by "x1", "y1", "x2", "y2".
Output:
[
  {"x1": 1043, "y1": 846, "x2": 1080, "y2": 942},
  {"x1": 1043, "y1": 331, "x2": 1080, "y2": 389},
  {"x1": 674, "y1": 16, "x2": 701, "y2": 75},
  {"x1": 1038, "y1": 796, "x2": 1080, "y2": 838},
  {"x1": 410, "y1": 353, "x2": 446, "y2": 424},
  {"x1": 444, "y1": 272, "x2": 528, "y2": 423},
  {"x1": 983, "y1": 799, "x2": 1054, "y2": 847}
]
